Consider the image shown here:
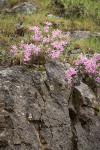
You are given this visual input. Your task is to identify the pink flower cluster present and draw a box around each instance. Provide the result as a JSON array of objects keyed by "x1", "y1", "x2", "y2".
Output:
[
  {"x1": 65, "y1": 53, "x2": 100, "y2": 84},
  {"x1": 76, "y1": 53, "x2": 100, "y2": 74},
  {"x1": 96, "y1": 77, "x2": 100, "y2": 83},
  {"x1": 65, "y1": 68, "x2": 77, "y2": 84},
  {"x1": 11, "y1": 22, "x2": 70, "y2": 61},
  {"x1": 11, "y1": 41, "x2": 42, "y2": 62}
]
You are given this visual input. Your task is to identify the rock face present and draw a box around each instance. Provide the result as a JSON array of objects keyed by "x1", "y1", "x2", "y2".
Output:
[
  {"x1": 70, "y1": 82, "x2": 100, "y2": 150},
  {"x1": 0, "y1": 61, "x2": 100, "y2": 150}
]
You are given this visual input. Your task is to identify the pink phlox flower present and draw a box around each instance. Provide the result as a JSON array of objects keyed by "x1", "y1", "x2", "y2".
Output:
[
  {"x1": 11, "y1": 25, "x2": 71, "y2": 62},
  {"x1": 85, "y1": 59, "x2": 97, "y2": 73},
  {"x1": 23, "y1": 45, "x2": 31, "y2": 62},
  {"x1": 65, "y1": 68, "x2": 77, "y2": 84},
  {"x1": 48, "y1": 51, "x2": 61, "y2": 59},
  {"x1": 29, "y1": 26, "x2": 41, "y2": 35},
  {"x1": 65, "y1": 31, "x2": 70, "y2": 37},
  {"x1": 95, "y1": 77, "x2": 100, "y2": 83},
  {"x1": 32, "y1": 35, "x2": 42, "y2": 42},
  {"x1": 76, "y1": 55, "x2": 88, "y2": 66},
  {"x1": 76, "y1": 55, "x2": 99, "y2": 74},
  {"x1": 65, "y1": 68, "x2": 77, "y2": 76},
  {"x1": 11, "y1": 45, "x2": 17, "y2": 54},
  {"x1": 45, "y1": 48, "x2": 52, "y2": 54},
  {"x1": 52, "y1": 29, "x2": 62, "y2": 38},
  {"x1": 51, "y1": 41, "x2": 65, "y2": 51},
  {"x1": 44, "y1": 26, "x2": 50, "y2": 33},
  {"x1": 93, "y1": 53, "x2": 100, "y2": 62},
  {"x1": 45, "y1": 22, "x2": 52, "y2": 26},
  {"x1": 31, "y1": 45, "x2": 41, "y2": 56},
  {"x1": 29, "y1": 26, "x2": 40, "y2": 31},
  {"x1": 60, "y1": 40, "x2": 67, "y2": 46},
  {"x1": 59, "y1": 34, "x2": 64, "y2": 39},
  {"x1": 43, "y1": 36, "x2": 50, "y2": 43}
]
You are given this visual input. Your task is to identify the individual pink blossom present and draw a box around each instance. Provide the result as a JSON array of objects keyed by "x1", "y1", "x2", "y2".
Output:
[
  {"x1": 29, "y1": 26, "x2": 40, "y2": 31},
  {"x1": 52, "y1": 29, "x2": 62, "y2": 38},
  {"x1": 24, "y1": 48, "x2": 31, "y2": 61},
  {"x1": 85, "y1": 59, "x2": 97, "y2": 73},
  {"x1": 43, "y1": 36, "x2": 50, "y2": 43},
  {"x1": 51, "y1": 41, "x2": 64, "y2": 51},
  {"x1": 45, "y1": 48, "x2": 51, "y2": 53},
  {"x1": 32, "y1": 35, "x2": 42, "y2": 42},
  {"x1": 29, "y1": 26, "x2": 41, "y2": 36},
  {"x1": 65, "y1": 31, "x2": 70, "y2": 37},
  {"x1": 44, "y1": 26, "x2": 50, "y2": 33},
  {"x1": 23, "y1": 56, "x2": 30, "y2": 62},
  {"x1": 76, "y1": 55, "x2": 99, "y2": 74},
  {"x1": 96, "y1": 77, "x2": 100, "y2": 83},
  {"x1": 32, "y1": 45, "x2": 41, "y2": 55},
  {"x1": 65, "y1": 68, "x2": 77, "y2": 84},
  {"x1": 76, "y1": 55, "x2": 88, "y2": 66},
  {"x1": 45, "y1": 22, "x2": 52, "y2": 26},
  {"x1": 48, "y1": 51, "x2": 61, "y2": 59},
  {"x1": 11, "y1": 45, "x2": 17, "y2": 54},
  {"x1": 93, "y1": 53, "x2": 100, "y2": 62}
]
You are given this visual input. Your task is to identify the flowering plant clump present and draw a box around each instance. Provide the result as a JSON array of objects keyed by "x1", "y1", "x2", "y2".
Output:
[
  {"x1": 11, "y1": 22, "x2": 70, "y2": 62},
  {"x1": 10, "y1": 22, "x2": 100, "y2": 85},
  {"x1": 65, "y1": 53, "x2": 100, "y2": 85},
  {"x1": 76, "y1": 53, "x2": 100, "y2": 74},
  {"x1": 65, "y1": 68, "x2": 77, "y2": 84}
]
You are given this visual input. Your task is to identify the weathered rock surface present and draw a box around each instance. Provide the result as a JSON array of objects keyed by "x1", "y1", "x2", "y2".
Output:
[
  {"x1": 70, "y1": 31, "x2": 91, "y2": 41},
  {"x1": 0, "y1": 1, "x2": 37, "y2": 14},
  {"x1": 70, "y1": 30, "x2": 100, "y2": 41},
  {"x1": 0, "y1": 61, "x2": 100, "y2": 150},
  {"x1": 11, "y1": 2, "x2": 37, "y2": 14},
  {"x1": 0, "y1": 0, "x2": 7, "y2": 8},
  {"x1": 69, "y1": 81, "x2": 100, "y2": 150}
]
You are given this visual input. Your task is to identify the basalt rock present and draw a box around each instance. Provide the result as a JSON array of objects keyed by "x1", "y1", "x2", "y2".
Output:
[{"x1": 0, "y1": 60, "x2": 100, "y2": 150}]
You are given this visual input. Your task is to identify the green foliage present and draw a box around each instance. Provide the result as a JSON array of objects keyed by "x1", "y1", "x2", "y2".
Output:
[
  {"x1": 50, "y1": 0, "x2": 100, "y2": 24},
  {"x1": 0, "y1": 0, "x2": 100, "y2": 64},
  {"x1": 73, "y1": 36, "x2": 100, "y2": 53}
]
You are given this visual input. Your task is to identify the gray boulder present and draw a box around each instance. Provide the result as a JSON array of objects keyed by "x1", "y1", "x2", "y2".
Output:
[
  {"x1": 11, "y1": 2, "x2": 37, "y2": 14},
  {"x1": 0, "y1": 0, "x2": 7, "y2": 8},
  {"x1": 71, "y1": 30, "x2": 91, "y2": 41}
]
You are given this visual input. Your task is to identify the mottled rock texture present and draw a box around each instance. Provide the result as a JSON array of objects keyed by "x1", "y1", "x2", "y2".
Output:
[
  {"x1": 11, "y1": 2, "x2": 37, "y2": 14},
  {"x1": 0, "y1": 1, "x2": 37, "y2": 14},
  {"x1": 0, "y1": 0, "x2": 7, "y2": 8},
  {"x1": 0, "y1": 61, "x2": 100, "y2": 150}
]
